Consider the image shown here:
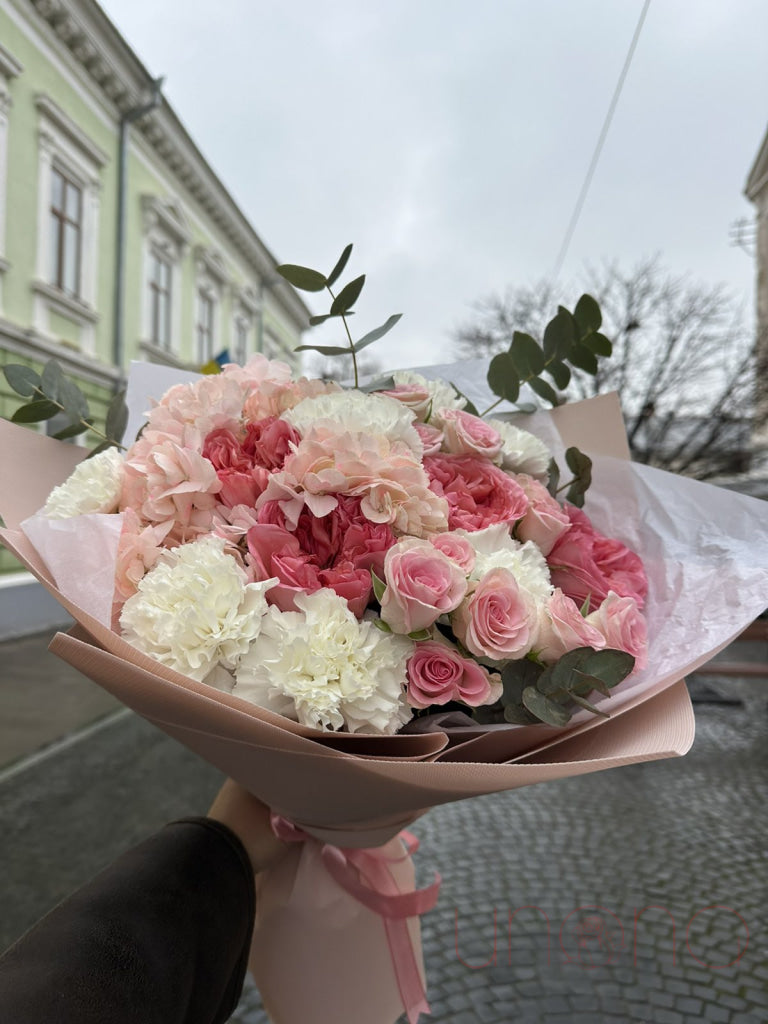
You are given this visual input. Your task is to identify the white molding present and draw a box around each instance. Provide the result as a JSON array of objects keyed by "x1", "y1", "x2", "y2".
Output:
[
  {"x1": 0, "y1": 316, "x2": 119, "y2": 388},
  {"x1": 34, "y1": 93, "x2": 108, "y2": 168},
  {"x1": 138, "y1": 338, "x2": 194, "y2": 370},
  {"x1": 141, "y1": 194, "x2": 190, "y2": 256},
  {"x1": 0, "y1": 41, "x2": 23, "y2": 82},
  {"x1": 31, "y1": 279, "x2": 99, "y2": 324}
]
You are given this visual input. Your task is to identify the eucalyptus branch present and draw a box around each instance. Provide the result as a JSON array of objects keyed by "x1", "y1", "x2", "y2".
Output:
[{"x1": 325, "y1": 282, "x2": 359, "y2": 388}]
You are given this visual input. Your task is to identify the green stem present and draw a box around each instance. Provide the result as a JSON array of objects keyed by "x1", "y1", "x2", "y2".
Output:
[
  {"x1": 326, "y1": 284, "x2": 359, "y2": 388},
  {"x1": 35, "y1": 389, "x2": 126, "y2": 451},
  {"x1": 478, "y1": 397, "x2": 503, "y2": 418}
]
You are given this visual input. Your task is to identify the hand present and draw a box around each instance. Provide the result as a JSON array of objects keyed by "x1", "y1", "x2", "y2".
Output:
[{"x1": 207, "y1": 780, "x2": 286, "y2": 873}]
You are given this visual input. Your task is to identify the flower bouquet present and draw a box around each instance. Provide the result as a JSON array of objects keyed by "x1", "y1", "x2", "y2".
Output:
[{"x1": 2, "y1": 245, "x2": 767, "y2": 1024}]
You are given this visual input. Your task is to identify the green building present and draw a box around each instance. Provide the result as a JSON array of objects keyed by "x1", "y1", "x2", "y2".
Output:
[{"x1": 0, "y1": 0, "x2": 309, "y2": 632}]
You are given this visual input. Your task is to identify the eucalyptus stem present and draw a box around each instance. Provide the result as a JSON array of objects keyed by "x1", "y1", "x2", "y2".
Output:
[
  {"x1": 34, "y1": 388, "x2": 126, "y2": 451},
  {"x1": 325, "y1": 283, "x2": 359, "y2": 388},
  {"x1": 478, "y1": 397, "x2": 503, "y2": 418}
]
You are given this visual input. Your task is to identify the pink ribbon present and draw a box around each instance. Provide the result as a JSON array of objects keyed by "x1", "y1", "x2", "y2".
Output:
[{"x1": 271, "y1": 814, "x2": 441, "y2": 1024}]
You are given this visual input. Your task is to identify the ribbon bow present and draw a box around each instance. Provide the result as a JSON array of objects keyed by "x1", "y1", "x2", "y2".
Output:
[{"x1": 271, "y1": 814, "x2": 441, "y2": 1024}]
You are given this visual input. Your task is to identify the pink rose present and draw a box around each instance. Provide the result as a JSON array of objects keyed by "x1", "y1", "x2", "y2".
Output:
[
  {"x1": 380, "y1": 538, "x2": 468, "y2": 634},
  {"x1": 547, "y1": 504, "x2": 648, "y2": 611},
  {"x1": 414, "y1": 422, "x2": 444, "y2": 456},
  {"x1": 587, "y1": 592, "x2": 648, "y2": 671},
  {"x1": 430, "y1": 532, "x2": 476, "y2": 575},
  {"x1": 515, "y1": 474, "x2": 571, "y2": 556},
  {"x1": 536, "y1": 588, "x2": 607, "y2": 664},
  {"x1": 406, "y1": 640, "x2": 502, "y2": 709},
  {"x1": 438, "y1": 409, "x2": 503, "y2": 460},
  {"x1": 244, "y1": 416, "x2": 301, "y2": 471},
  {"x1": 379, "y1": 382, "x2": 433, "y2": 420},
  {"x1": 424, "y1": 453, "x2": 529, "y2": 532},
  {"x1": 452, "y1": 567, "x2": 536, "y2": 660}
]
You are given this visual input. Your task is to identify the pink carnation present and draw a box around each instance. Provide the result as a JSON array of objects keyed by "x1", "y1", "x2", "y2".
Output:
[
  {"x1": 547, "y1": 504, "x2": 648, "y2": 611},
  {"x1": 438, "y1": 409, "x2": 503, "y2": 460},
  {"x1": 424, "y1": 453, "x2": 528, "y2": 532},
  {"x1": 406, "y1": 640, "x2": 502, "y2": 709}
]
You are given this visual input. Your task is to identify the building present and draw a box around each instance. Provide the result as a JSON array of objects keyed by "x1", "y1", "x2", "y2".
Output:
[{"x1": 0, "y1": 0, "x2": 310, "y2": 631}]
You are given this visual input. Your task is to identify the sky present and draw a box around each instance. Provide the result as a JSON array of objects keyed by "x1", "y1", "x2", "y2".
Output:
[{"x1": 99, "y1": 0, "x2": 768, "y2": 370}]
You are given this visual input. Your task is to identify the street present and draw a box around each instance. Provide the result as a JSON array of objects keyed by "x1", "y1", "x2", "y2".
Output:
[{"x1": 0, "y1": 630, "x2": 766, "y2": 1023}]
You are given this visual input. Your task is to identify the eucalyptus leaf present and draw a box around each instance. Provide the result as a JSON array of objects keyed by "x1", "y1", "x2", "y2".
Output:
[
  {"x1": 503, "y1": 704, "x2": 538, "y2": 725},
  {"x1": 326, "y1": 243, "x2": 353, "y2": 288},
  {"x1": 501, "y1": 659, "x2": 542, "y2": 707},
  {"x1": 41, "y1": 359, "x2": 65, "y2": 403},
  {"x1": 3, "y1": 364, "x2": 41, "y2": 398},
  {"x1": 538, "y1": 647, "x2": 594, "y2": 695},
  {"x1": 579, "y1": 648, "x2": 635, "y2": 685},
  {"x1": 360, "y1": 375, "x2": 396, "y2": 393},
  {"x1": 510, "y1": 332, "x2": 545, "y2": 376},
  {"x1": 583, "y1": 331, "x2": 612, "y2": 357},
  {"x1": 573, "y1": 294, "x2": 602, "y2": 336},
  {"x1": 543, "y1": 310, "x2": 576, "y2": 360},
  {"x1": 546, "y1": 360, "x2": 571, "y2": 390},
  {"x1": 528, "y1": 376, "x2": 560, "y2": 406},
  {"x1": 276, "y1": 264, "x2": 327, "y2": 292},
  {"x1": 353, "y1": 313, "x2": 402, "y2": 353},
  {"x1": 58, "y1": 377, "x2": 90, "y2": 421},
  {"x1": 487, "y1": 352, "x2": 520, "y2": 403},
  {"x1": 522, "y1": 686, "x2": 572, "y2": 727},
  {"x1": 11, "y1": 399, "x2": 61, "y2": 423},
  {"x1": 330, "y1": 274, "x2": 365, "y2": 316},
  {"x1": 570, "y1": 693, "x2": 610, "y2": 718},
  {"x1": 546, "y1": 457, "x2": 560, "y2": 498},
  {"x1": 52, "y1": 421, "x2": 90, "y2": 440},
  {"x1": 86, "y1": 439, "x2": 117, "y2": 458},
  {"x1": 568, "y1": 343, "x2": 599, "y2": 375},
  {"x1": 105, "y1": 390, "x2": 128, "y2": 443},
  {"x1": 294, "y1": 344, "x2": 351, "y2": 356}
]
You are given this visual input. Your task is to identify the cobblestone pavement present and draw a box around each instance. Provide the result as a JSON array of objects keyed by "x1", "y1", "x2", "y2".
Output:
[{"x1": 232, "y1": 691, "x2": 768, "y2": 1024}]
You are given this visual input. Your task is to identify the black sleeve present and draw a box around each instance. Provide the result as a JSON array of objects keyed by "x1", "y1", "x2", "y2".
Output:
[{"x1": 0, "y1": 817, "x2": 255, "y2": 1024}]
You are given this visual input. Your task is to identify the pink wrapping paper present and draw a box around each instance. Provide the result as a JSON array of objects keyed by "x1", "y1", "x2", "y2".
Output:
[{"x1": 4, "y1": 385, "x2": 767, "y2": 1023}]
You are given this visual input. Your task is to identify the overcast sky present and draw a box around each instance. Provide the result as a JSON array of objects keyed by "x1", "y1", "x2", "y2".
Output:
[{"x1": 100, "y1": 0, "x2": 768, "y2": 370}]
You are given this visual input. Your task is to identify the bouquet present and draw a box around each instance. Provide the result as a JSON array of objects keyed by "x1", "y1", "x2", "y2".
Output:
[{"x1": 2, "y1": 245, "x2": 767, "y2": 1024}]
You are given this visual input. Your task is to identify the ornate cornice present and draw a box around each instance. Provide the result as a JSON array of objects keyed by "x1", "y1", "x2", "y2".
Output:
[
  {"x1": 26, "y1": 0, "x2": 311, "y2": 332},
  {"x1": 0, "y1": 40, "x2": 23, "y2": 81},
  {"x1": 35, "y1": 92, "x2": 108, "y2": 167}
]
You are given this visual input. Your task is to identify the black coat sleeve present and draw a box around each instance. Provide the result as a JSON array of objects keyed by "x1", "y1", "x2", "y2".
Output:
[{"x1": 0, "y1": 817, "x2": 256, "y2": 1024}]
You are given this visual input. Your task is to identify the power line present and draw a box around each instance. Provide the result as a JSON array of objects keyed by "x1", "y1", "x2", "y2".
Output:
[{"x1": 551, "y1": 0, "x2": 652, "y2": 282}]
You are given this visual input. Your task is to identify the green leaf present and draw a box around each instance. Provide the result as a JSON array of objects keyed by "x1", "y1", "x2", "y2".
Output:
[
  {"x1": 86, "y1": 439, "x2": 117, "y2": 458},
  {"x1": 537, "y1": 647, "x2": 594, "y2": 695},
  {"x1": 330, "y1": 274, "x2": 365, "y2": 316},
  {"x1": 373, "y1": 617, "x2": 392, "y2": 633},
  {"x1": 294, "y1": 344, "x2": 351, "y2": 356},
  {"x1": 52, "y1": 421, "x2": 90, "y2": 440},
  {"x1": 546, "y1": 457, "x2": 560, "y2": 498},
  {"x1": 546, "y1": 360, "x2": 571, "y2": 390},
  {"x1": 501, "y1": 659, "x2": 543, "y2": 707},
  {"x1": 308, "y1": 313, "x2": 333, "y2": 326},
  {"x1": 522, "y1": 686, "x2": 572, "y2": 727},
  {"x1": 509, "y1": 332, "x2": 545, "y2": 377},
  {"x1": 326, "y1": 243, "x2": 353, "y2": 288},
  {"x1": 570, "y1": 693, "x2": 610, "y2": 718},
  {"x1": 503, "y1": 703, "x2": 538, "y2": 725},
  {"x1": 11, "y1": 399, "x2": 61, "y2": 423},
  {"x1": 583, "y1": 331, "x2": 612, "y2": 357},
  {"x1": 543, "y1": 310, "x2": 576, "y2": 360},
  {"x1": 528, "y1": 376, "x2": 560, "y2": 406},
  {"x1": 573, "y1": 294, "x2": 602, "y2": 336},
  {"x1": 58, "y1": 377, "x2": 90, "y2": 422},
  {"x1": 579, "y1": 648, "x2": 635, "y2": 686},
  {"x1": 3, "y1": 364, "x2": 41, "y2": 398},
  {"x1": 41, "y1": 360, "x2": 64, "y2": 403},
  {"x1": 564, "y1": 446, "x2": 593, "y2": 507},
  {"x1": 448, "y1": 383, "x2": 479, "y2": 417},
  {"x1": 487, "y1": 352, "x2": 520, "y2": 404},
  {"x1": 370, "y1": 569, "x2": 387, "y2": 603},
  {"x1": 353, "y1": 313, "x2": 402, "y2": 353},
  {"x1": 568, "y1": 343, "x2": 599, "y2": 375},
  {"x1": 360, "y1": 375, "x2": 396, "y2": 393},
  {"x1": 276, "y1": 264, "x2": 327, "y2": 292},
  {"x1": 105, "y1": 390, "x2": 128, "y2": 443},
  {"x1": 407, "y1": 628, "x2": 433, "y2": 641}
]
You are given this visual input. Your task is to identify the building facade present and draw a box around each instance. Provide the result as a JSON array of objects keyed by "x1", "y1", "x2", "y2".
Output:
[
  {"x1": 0, "y1": 0, "x2": 309, "y2": 622},
  {"x1": 745, "y1": 125, "x2": 768, "y2": 471}
]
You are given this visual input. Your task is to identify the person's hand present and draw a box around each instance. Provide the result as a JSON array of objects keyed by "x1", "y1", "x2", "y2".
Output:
[{"x1": 207, "y1": 780, "x2": 286, "y2": 873}]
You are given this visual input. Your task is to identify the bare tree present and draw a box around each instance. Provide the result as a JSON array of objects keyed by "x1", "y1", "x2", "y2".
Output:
[
  {"x1": 454, "y1": 258, "x2": 757, "y2": 480},
  {"x1": 304, "y1": 353, "x2": 384, "y2": 385}
]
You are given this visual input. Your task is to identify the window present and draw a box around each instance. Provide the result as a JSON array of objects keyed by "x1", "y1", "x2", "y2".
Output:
[
  {"x1": 197, "y1": 290, "x2": 215, "y2": 363},
  {"x1": 49, "y1": 165, "x2": 82, "y2": 298},
  {"x1": 148, "y1": 250, "x2": 172, "y2": 350},
  {"x1": 234, "y1": 317, "x2": 249, "y2": 365}
]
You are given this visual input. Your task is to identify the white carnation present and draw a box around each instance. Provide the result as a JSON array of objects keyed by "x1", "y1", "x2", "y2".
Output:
[
  {"x1": 120, "y1": 535, "x2": 275, "y2": 682},
  {"x1": 392, "y1": 371, "x2": 466, "y2": 418},
  {"x1": 235, "y1": 589, "x2": 414, "y2": 734},
  {"x1": 459, "y1": 523, "x2": 552, "y2": 601},
  {"x1": 42, "y1": 447, "x2": 124, "y2": 519},
  {"x1": 283, "y1": 389, "x2": 422, "y2": 453},
  {"x1": 487, "y1": 419, "x2": 551, "y2": 481}
]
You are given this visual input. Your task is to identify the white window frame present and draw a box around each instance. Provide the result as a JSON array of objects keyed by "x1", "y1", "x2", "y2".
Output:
[
  {"x1": 194, "y1": 246, "x2": 227, "y2": 364},
  {"x1": 140, "y1": 196, "x2": 190, "y2": 360},
  {"x1": 232, "y1": 284, "x2": 260, "y2": 365},
  {"x1": 0, "y1": 43, "x2": 22, "y2": 310},
  {"x1": 32, "y1": 94, "x2": 106, "y2": 354}
]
